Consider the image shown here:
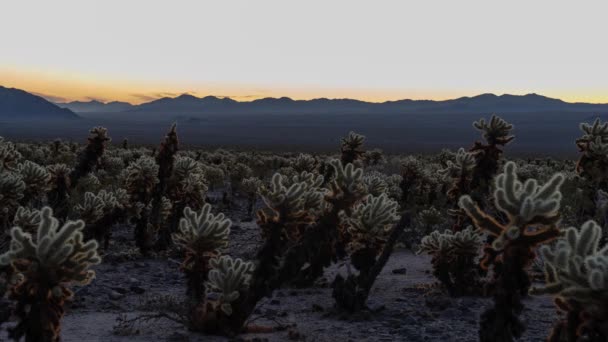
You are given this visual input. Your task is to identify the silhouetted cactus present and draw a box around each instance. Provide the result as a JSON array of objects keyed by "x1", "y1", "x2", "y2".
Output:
[
  {"x1": 469, "y1": 115, "x2": 514, "y2": 195},
  {"x1": 459, "y1": 161, "x2": 564, "y2": 342},
  {"x1": 151, "y1": 123, "x2": 179, "y2": 250},
  {"x1": 340, "y1": 131, "x2": 366, "y2": 165},
  {"x1": 70, "y1": 126, "x2": 110, "y2": 187},
  {"x1": 531, "y1": 220, "x2": 608, "y2": 341},
  {"x1": 575, "y1": 118, "x2": 608, "y2": 220},
  {"x1": 0, "y1": 207, "x2": 100, "y2": 342},
  {"x1": 46, "y1": 164, "x2": 71, "y2": 220},
  {"x1": 125, "y1": 155, "x2": 159, "y2": 254},
  {"x1": 439, "y1": 148, "x2": 477, "y2": 231}
]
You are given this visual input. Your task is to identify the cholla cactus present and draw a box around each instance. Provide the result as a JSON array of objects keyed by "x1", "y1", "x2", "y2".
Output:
[
  {"x1": 460, "y1": 161, "x2": 564, "y2": 255},
  {"x1": 17, "y1": 160, "x2": 50, "y2": 205},
  {"x1": 74, "y1": 192, "x2": 105, "y2": 223},
  {"x1": 0, "y1": 206, "x2": 100, "y2": 342},
  {"x1": 229, "y1": 162, "x2": 252, "y2": 192},
  {"x1": 206, "y1": 256, "x2": 254, "y2": 316},
  {"x1": 469, "y1": 115, "x2": 515, "y2": 196},
  {"x1": 473, "y1": 115, "x2": 515, "y2": 146},
  {"x1": 328, "y1": 159, "x2": 366, "y2": 206},
  {"x1": 292, "y1": 153, "x2": 317, "y2": 173},
  {"x1": 340, "y1": 131, "x2": 366, "y2": 165},
  {"x1": 575, "y1": 118, "x2": 608, "y2": 222},
  {"x1": 174, "y1": 204, "x2": 232, "y2": 318},
  {"x1": 332, "y1": 194, "x2": 404, "y2": 312},
  {"x1": 201, "y1": 165, "x2": 225, "y2": 189},
  {"x1": 47, "y1": 164, "x2": 72, "y2": 220},
  {"x1": 173, "y1": 204, "x2": 231, "y2": 254},
  {"x1": 363, "y1": 173, "x2": 388, "y2": 197},
  {"x1": 459, "y1": 161, "x2": 564, "y2": 342},
  {"x1": 0, "y1": 137, "x2": 22, "y2": 172},
  {"x1": 346, "y1": 194, "x2": 399, "y2": 242},
  {"x1": 125, "y1": 156, "x2": 159, "y2": 202},
  {"x1": 0, "y1": 172, "x2": 26, "y2": 228},
  {"x1": 12, "y1": 207, "x2": 41, "y2": 235},
  {"x1": 70, "y1": 126, "x2": 110, "y2": 186},
  {"x1": 531, "y1": 220, "x2": 608, "y2": 341},
  {"x1": 439, "y1": 148, "x2": 476, "y2": 202},
  {"x1": 419, "y1": 226, "x2": 483, "y2": 296},
  {"x1": 259, "y1": 172, "x2": 325, "y2": 238}
]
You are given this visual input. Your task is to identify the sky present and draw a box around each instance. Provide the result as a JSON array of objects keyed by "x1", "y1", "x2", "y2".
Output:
[{"x1": 1, "y1": 0, "x2": 607, "y2": 104}]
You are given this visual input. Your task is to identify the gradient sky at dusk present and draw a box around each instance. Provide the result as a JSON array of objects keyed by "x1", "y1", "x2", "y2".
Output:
[{"x1": 2, "y1": 0, "x2": 607, "y2": 104}]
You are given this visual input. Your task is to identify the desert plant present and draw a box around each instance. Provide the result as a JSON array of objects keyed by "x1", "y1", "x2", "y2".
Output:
[
  {"x1": 160, "y1": 155, "x2": 208, "y2": 249},
  {"x1": 173, "y1": 204, "x2": 231, "y2": 320},
  {"x1": 241, "y1": 176, "x2": 263, "y2": 219},
  {"x1": 0, "y1": 172, "x2": 26, "y2": 230},
  {"x1": 340, "y1": 131, "x2": 366, "y2": 165},
  {"x1": 469, "y1": 115, "x2": 515, "y2": 195},
  {"x1": 17, "y1": 160, "x2": 51, "y2": 206},
  {"x1": 459, "y1": 161, "x2": 564, "y2": 341},
  {"x1": 574, "y1": 118, "x2": 608, "y2": 220},
  {"x1": 332, "y1": 194, "x2": 406, "y2": 311},
  {"x1": 531, "y1": 220, "x2": 608, "y2": 341},
  {"x1": 70, "y1": 126, "x2": 110, "y2": 187},
  {"x1": 46, "y1": 164, "x2": 72, "y2": 220},
  {"x1": 124, "y1": 155, "x2": 159, "y2": 253},
  {"x1": 418, "y1": 226, "x2": 484, "y2": 296},
  {"x1": 150, "y1": 124, "x2": 179, "y2": 250},
  {"x1": 0, "y1": 207, "x2": 100, "y2": 342},
  {"x1": 0, "y1": 137, "x2": 22, "y2": 172},
  {"x1": 439, "y1": 148, "x2": 477, "y2": 231}
]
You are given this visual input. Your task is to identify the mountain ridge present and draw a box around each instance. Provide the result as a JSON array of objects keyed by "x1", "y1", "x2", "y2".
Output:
[
  {"x1": 38, "y1": 89, "x2": 608, "y2": 115},
  {"x1": 0, "y1": 86, "x2": 79, "y2": 119}
]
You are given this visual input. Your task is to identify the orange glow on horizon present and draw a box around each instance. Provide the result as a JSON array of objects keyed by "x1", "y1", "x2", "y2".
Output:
[{"x1": 1, "y1": 67, "x2": 607, "y2": 105}]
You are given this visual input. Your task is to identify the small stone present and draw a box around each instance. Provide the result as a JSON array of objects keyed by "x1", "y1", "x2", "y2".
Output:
[
  {"x1": 112, "y1": 287, "x2": 128, "y2": 295},
  {"x1": 109, "y1": 291, "x2": 124, "y2": 300},
  {"x1": 392, "y1": 267, "x2": 407, "y2": 275},
  {"x1": 130, "y1": 286, "x2": 146, "y2": 294}
]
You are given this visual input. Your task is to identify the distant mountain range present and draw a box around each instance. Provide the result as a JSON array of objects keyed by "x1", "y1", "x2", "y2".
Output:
[
  {"x1": 57, "y1": 100, "x2": 133, "y2": 113},
  {"x1": 0, "y1": 86, "x2": 78, "y2": 120},
  {"x1": 55, "y1": 92, "x2": 608, "y2": 115},
  {"x1": 3, "y1": 85, "x2": 608, "y2": 120}
]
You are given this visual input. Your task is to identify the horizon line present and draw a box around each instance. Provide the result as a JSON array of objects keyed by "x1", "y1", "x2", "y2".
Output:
[{"x1": 41, "y1": 91, "x2": 608, "y2": 106}]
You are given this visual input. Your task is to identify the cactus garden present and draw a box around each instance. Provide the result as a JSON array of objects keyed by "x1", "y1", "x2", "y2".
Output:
[{"x1": 0, "y1": 115, "x2": 607, "y2": 342}]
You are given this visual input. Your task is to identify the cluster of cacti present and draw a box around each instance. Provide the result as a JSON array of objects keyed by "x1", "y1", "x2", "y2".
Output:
[
  {"x1": 459, "y1": 161, "x2": 565, "y2": 341},
  {"x1": 0, "y1": 207, "x2": 100, "y2": 341},
  {"x1": 418, "y1": 226, "x2": 484, "y2": 296},
  {"x1": 6, "y1": 113, "x2": 608, "y2": 341}
]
